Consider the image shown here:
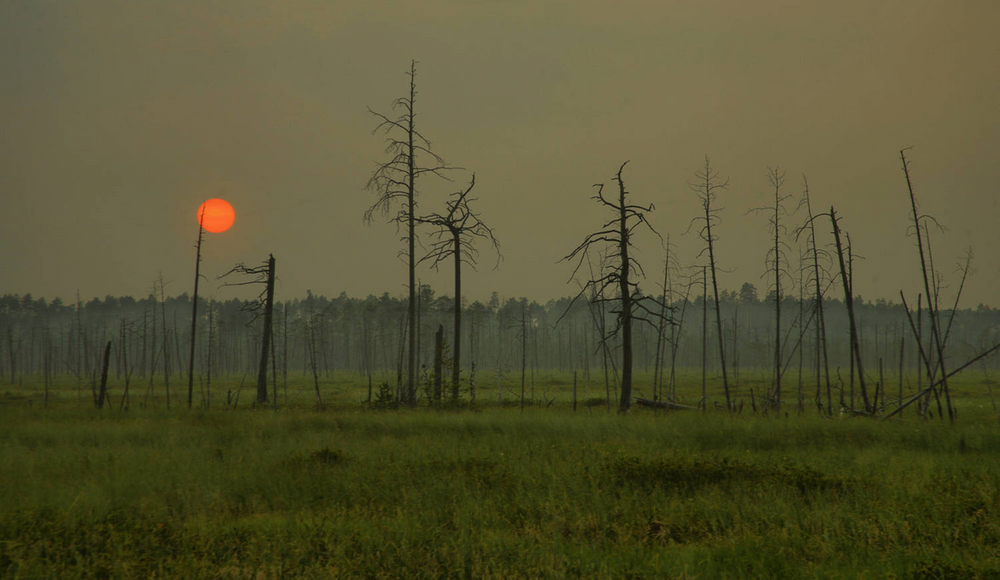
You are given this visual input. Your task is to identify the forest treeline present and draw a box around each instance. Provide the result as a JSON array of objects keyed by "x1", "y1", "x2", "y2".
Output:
[{"x1": 2, "y1": 287, "x2": 997, "y2": 391}]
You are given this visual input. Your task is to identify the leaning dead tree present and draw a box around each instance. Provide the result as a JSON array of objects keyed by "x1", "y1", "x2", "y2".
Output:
[
  {"x1": 365, "y1": 60, "x2": 456, "y2": 406},
  {"x1": 900, "y1": 148, "x2": 954, "y2": 422},
  {"x1": 829, "y1": 208, "x2": 871, "y2": 412},
  {"x1": 416, "y1": 174, "x2": 501, "y2": 400},
  {"x1": 220, "y1": 254, "x2": 276, "y2": 405},
  {"x1": 562, "y1": 161, "x2": 664, "y2": 413},
  {"x1": 688, "y1": 156, "x2": 732, "y2": 410}
]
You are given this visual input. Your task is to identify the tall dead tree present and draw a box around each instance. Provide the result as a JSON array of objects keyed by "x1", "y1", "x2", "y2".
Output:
[
  {"x1": 187, "y1": 205, "x2": 206, "y2": 409},
  {"x1": 365, "y1": 61, "x2": 455, "y2": 406},
  {"x1": 416, "y1": 174, "x2": 501, "y2": 400},
  {"x1": 900, "y1": 148, "x2": 954, "y2": 422},
  {"x1": 829, "y1": 208, "x2": 870, "y2": 412},
  {"x1": 689, "y1": 156, "x2": 732, "y2": 410},
  {"x1": 652, "y1": 236, "x2": 679, "y2": 402},
  {"x1": 221, "y1": 254, "x2": 276, "y2": 405},
  {"x1": 795, "y1": 176, "x2": 833, "y2": 415},
  {"x1": 750, "y1": 167, "x2": 793, "y2": 411},
  {"x1": 562, "y1": 161, "x2": 664, "y2": 413}
]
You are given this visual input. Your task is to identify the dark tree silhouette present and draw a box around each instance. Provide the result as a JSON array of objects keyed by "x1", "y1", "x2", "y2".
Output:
[
  {"x1": 416, "y1": 174, "x2": 501, "y2": 400},
  {"x1": 220, "y1": 254, "x2": 276, "y2": 405},
  {"x1": 750, "y1": 166, "x2": 794, "y2": 411},
  {"x1": 829, "y1": 208, "x2": 871, "y2": 412},
  {"x1": 187, "y1": 205, "x2": 206, "y2": 409},
  {"x1": 900, "y1": 148, "x2": 954, "y2": 422},
  {"x1": 562, "y1": 161, "x2": 663, "y2": 413},
  {"x1": 795, "y1": 176, "x2": 833, "y2": 416},
  {"x1": 365, "y1": 60, "x2": 455, "y2": 406},
  {"x1": 689, "y1": 156, "x2": 732, "y2": 410}
]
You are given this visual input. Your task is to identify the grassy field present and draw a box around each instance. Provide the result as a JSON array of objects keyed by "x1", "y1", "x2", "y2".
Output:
[{"x1": 1, "y1": 371, "x2": 999, "y2": 578}]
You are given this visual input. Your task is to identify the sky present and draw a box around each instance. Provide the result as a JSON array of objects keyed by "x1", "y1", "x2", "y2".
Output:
[{"x1": 2, "y1": 0, "x2": 998, "y2": 308}]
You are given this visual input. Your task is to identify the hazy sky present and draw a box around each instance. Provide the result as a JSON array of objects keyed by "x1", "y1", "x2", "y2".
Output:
[{"x1": 2, "y1": 1, "x2": 998, "y2": 308}]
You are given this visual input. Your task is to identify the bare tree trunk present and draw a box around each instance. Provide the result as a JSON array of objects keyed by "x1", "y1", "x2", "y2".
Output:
[
  {"x1": 406, "y1": 67, "x2": 417, "y2": 406},
  {"x1": 694, "y1": 158, "x2": 732, "y2": 409},
  {"x1": 6, "y1": 326, "x2": 14, "y2": 386},
  {"x1": 520, "y1": 301, "x2": 527, "y2": 411},
  {"x1": 917, "y1": 294, "x2": 924, "y2": 414},
  {"x1": 898, "y1": 333, "x2": 905, "y2": 411},
  {"x1": 900, "y1": 149, "x2": 953, "y2": 422},
  {"x1": 97, "y1": 341, "x2": 111, "y2": 409},
  {"x1": 271, "y1": 316, "x2": 278, "y2": 409},
  {"x1": 256, "y1": 254, "x2": 276, "y2": 404},
  {"x1": 653, "y1": 245, "x2": 670, "y2": 402},
  {"x1": 702, "y1": 266, "x2": 707, "y2": 410},
  {"x1": 453, "y1": 232, "x2": 462, "y2": 400},
  {"x1": 830, "y1": 207, "x2": 869, "y2": 411},
  {"x1": 801, "y1": 178, "x2": 832, "y2": 415},
  {"x1": 798, "y1": 262, "x2": 805, "y2": 414},
  {"x1": 187, "y1": 221, "x2": 205, "y2": 409},
  {"x1": 308, "y1": 311, "x2": 322, "y2": 407},
  {"x1": 573, "y1": 370, "x2": 578, "y2": 412},
  {"x1": 617, "y1": 174, "x2": 634, "y2": 413}
]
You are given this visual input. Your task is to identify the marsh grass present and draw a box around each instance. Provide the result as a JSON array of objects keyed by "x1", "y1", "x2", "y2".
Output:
[{"x1": 1, "y1": 373, "x2": 999, "y2": 578}]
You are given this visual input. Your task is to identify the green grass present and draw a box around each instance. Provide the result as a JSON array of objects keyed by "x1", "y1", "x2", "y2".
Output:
[{"x1": 1, "y1": 371, "x2": 999, "y2": 578}]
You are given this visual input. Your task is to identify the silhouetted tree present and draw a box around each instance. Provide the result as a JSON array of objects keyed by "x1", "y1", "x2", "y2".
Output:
[
  {"x1": 829, "y1": 208, "x2": 870, "y2": 412},
  {"x1": 365, "y1": 60, "x2": 456, "y2": 406},
  {"x1": 795, "y1": 176, "x2": 833, "y2": 415},
  {"x1": 187, "y1": 205, "x2": 206, "y2": 409},
  {"x1": 900, "y1": 148, "x2": 954, "y2": 421},
  {"x1": 221, "y1": 254, "x2": 276, "y2": 405},
  {"x1": 563, "y1": 161, "x2": 663, "y2": 412},
  {"x1": 416, "y1": 174, "x2": 501, "y2": 400},
  {"x1": 689, "y1": 156, "x2": 732, "y2": 410},
  {"x1": 750, "y1": 166, "x2": 793, "y2": 411}
]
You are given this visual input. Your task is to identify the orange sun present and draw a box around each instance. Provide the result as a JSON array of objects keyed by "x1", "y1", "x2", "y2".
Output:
[{"x1": 197, "y1": 199, "x2": 235, "y2": 233}]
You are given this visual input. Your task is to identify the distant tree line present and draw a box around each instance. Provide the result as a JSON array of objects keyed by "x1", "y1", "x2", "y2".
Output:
[{"x1": 2, "y1": 288, "x2": 996, "y2": 401}]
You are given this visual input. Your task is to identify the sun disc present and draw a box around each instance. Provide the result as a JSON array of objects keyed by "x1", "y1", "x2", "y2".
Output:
[{"x1": 197, "y1": 199, "x2": 235, "y2": 233}]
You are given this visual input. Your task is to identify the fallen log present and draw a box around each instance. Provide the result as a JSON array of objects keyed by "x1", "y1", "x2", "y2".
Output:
[
  {"x1": 635, "y1": 398, "x2": 698, "y2": 411},
  {"x1": 882, "y1": 342, "x2": 1000, "y2": 421}
]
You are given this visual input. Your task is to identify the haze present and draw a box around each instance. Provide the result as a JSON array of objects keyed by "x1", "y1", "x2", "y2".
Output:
[{"x1": 2, "y1": 1, "x2": 997, "y2": 307}]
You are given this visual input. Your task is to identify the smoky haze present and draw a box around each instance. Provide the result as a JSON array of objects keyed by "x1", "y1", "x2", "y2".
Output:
[{"x1": 1, "y1": 1, "x2": 997, "y2": 307}]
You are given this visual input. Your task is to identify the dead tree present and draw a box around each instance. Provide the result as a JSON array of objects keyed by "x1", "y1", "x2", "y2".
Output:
[
  {"x1": 688, "y1": 156, "x2": 732, "y2": 410},
  {"x1": 900, "y1": 148, "x2": 954, "y2": 422},
  {"x1": 749, "y1": 167, "x2": 794, "y2": 411},
  {"x1": 365, "y1": 60, "x2": 456, "y2": 406},
  {"x1": 158, "y1": 276, "x2": 170, "y2": 408},
  {"x1": 306, "y1": 302, "x2": 324, "y2": 408},
  {"x1": 667, "y1": 271, "x2": 697, "y2": 402},
  {"x1": 651, "y1": 236, "x2": 680, "y2": 402},
  {"x1": 96, "y1": 341, "x2": 111, "y2": 409},
  {"x1": 220, "y1": 254, "x2": 276, "y2": 405},
  {"x1": 509, "y1": 300, "x2": 529, "y2": 410},
  {"x1": 562, "y1": 161, "x2": 664, "y2": 413},
  {"x1": 416, "y1": 174, "x2": 501, "y2": 400},
  {"x1": 187, "y1": 205, "x2": 206, "y2": 409},
  {"x1": 829, "y1": 208, "x2": 871, "y2": 412},
  {"x1": 794, "y1": 176, "x2": 833, "y2": 415},
  {"x1": 701, "y1": 266, "x2": 708, "y2": 408}
]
